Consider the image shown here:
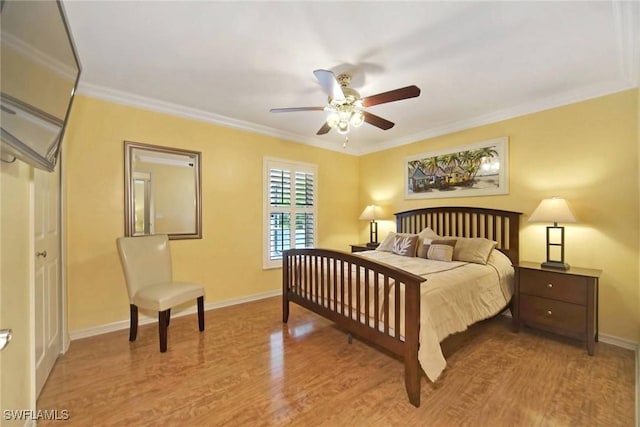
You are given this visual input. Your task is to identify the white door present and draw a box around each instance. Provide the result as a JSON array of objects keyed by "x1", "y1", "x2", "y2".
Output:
[{"x1": 33, "y1": 166, "x2": 61, "y2": 397}]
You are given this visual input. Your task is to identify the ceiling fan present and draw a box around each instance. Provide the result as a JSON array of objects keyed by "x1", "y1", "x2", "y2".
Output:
[{"x1": 270, "y1": 69, "x2": 421, "y2": 136}]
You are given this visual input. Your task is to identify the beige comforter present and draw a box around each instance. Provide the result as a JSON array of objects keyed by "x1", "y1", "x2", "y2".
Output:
[{"x1": 356, "y1": 249, "x2": 514, "y2": 382}]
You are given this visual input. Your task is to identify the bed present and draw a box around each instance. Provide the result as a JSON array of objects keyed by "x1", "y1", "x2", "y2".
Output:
[{"x1": 282, "y1": 206, "x2": 521, "y2": 407}]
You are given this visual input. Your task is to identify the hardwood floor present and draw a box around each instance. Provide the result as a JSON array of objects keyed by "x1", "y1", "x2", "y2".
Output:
[{"x1": 37, "y1": 296, "x2": 635, "y2": 426}]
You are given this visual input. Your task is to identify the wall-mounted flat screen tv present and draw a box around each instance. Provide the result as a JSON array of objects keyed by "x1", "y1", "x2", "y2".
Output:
[{"x1": 1, "y1": 0, "x2": 81, "y2": 172}]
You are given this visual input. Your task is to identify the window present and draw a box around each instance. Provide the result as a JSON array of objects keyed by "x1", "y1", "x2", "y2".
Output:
[{"x1": 263, "y1": 158, "x2": 317, "y2": 269}]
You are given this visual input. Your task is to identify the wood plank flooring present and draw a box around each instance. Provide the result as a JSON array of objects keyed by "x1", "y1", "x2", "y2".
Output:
[{"x1": 37, "y1": 296, "x2": 635, "y2": 426}]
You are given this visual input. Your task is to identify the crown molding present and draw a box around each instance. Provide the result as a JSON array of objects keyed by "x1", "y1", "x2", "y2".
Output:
[
  {"x1": 359, "y1": 80, "x2": 637, "y2": 155},
  {"x1": 78, "y1": 76, "x2": 636, "y2": 158},
  {"x1": 75, "y1": 82, "x2": 361, "y2": 156}
]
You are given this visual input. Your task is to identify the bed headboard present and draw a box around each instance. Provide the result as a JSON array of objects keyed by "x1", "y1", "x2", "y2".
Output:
[{"x1": 395, "y1": 206, "x2": 522, "y2": 265}]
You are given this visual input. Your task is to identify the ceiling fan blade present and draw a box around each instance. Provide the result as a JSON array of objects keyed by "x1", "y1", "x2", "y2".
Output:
[
  {"x1": 316, "y1": 122, "x2": 331, "y2": 135},
  {"x1": 313, "y1": 69, "x2": 345, "y2": 102},
  {"x1": 363, "y1": 111, "x2": 395, "y2": 130},
  {"x1": 361, "y1": 85, "x2": 421, "y2": 107},
  {"x1": 270, "y1": 107, "x2": 325, "y2": 113}
]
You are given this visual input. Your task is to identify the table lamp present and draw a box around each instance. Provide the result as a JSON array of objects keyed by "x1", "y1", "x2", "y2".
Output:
[
  {"x1": 359, "y1": 205, "x2": 384, "y2": 247},
  {"x1": 528, "y1": 197, "x2": 576, "y2": 270}
]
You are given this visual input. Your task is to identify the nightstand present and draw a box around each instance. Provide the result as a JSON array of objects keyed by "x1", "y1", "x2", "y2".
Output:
[
  {"x1": 350, "y1": 243, "x2": 378, "y2": 253},
  {"x1": 512, "y1": 261, "x2": 601, "y2": 355}
]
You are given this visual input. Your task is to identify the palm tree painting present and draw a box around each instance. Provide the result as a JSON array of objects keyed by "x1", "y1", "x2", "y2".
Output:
[{"x1": 405, "y1": 137, "x2": 508, "y2": 199}]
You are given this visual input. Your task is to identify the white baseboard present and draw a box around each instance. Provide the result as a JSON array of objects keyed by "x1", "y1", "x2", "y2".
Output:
[
  {"x1": 69, "y1": 289, "x2": 282, "y2": 341},
  {"x1": 598, "y1": 333, "x2": 639, "y2": 351}
]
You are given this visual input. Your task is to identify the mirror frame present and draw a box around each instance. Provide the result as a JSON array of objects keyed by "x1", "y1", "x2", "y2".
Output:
[{"x1": 124, "y1": 140, "x2": 202, "y2": 240}]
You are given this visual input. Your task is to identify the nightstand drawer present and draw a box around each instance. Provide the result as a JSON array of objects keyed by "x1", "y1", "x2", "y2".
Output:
[
  {"x1": 520, "y1": 269, "x2": 587, "y2": 305},
  {"x1": 520, "y1": 295, "x2": 586, "y2": 339}
]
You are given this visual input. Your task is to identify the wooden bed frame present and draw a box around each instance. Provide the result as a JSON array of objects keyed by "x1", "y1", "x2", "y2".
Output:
[{"x1": 282, "y1": 206, "x2": 521, "y2": 407}]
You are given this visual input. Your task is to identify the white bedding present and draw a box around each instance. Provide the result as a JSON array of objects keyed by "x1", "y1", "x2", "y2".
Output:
[{"x1": 355, "y1": 249, "x2": 514, "y2": 382}]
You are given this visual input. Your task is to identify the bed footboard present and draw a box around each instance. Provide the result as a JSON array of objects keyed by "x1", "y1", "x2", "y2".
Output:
[{"x1": 282, "y1": 248, "x2": 426, "y2": 407}]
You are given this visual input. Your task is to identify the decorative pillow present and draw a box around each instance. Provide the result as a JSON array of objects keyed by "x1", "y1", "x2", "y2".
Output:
[
  {"x1": 448, "y1": 237, "x2": 497, "y2": 265},
  {"x1": 421, "y1": 239, "x2": 456, "y2": 259},
  {"x1": 426, "y1": 244, "x2": 455, "y2": 262},
  {"x1": 391, "y1": 234, "x2": 419, "y2": 257},
  {"x1": 376, "y1": 232, "x2": 397, "y2": 252},
  {"x1": 417, "y1": 227, "x2": 441, "y2": 257},
  {"x1": 418, "y1": 227, "x2": 440, "y2": 241}
]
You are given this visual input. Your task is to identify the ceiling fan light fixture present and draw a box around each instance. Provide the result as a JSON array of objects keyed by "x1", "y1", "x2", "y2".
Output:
[
  {"x1": 271, "y1": 70, "x2": 417, "y2": 137},
  {"x1": 325, "y1": 109, "x2": 340, "y2": 128},
  {"x1": 350, "y1": 109, "x2": 364, "y2": 128},
  {"x1": 337, "y1": 120, "x2": 349, "y2": 134}
]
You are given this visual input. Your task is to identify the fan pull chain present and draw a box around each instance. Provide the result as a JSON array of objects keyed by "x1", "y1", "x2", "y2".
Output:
[{"x1": 343, "y1": 136, "x2": 349, "y2": 149}]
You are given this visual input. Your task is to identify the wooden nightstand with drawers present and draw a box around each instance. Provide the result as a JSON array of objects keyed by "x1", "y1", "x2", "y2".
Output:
[
  {"x1": 512, "y1": 261, "x2": 601, "y2": 355},
  {"x1": 350, "y1": 243, "x2": 379, "y2": 253}
]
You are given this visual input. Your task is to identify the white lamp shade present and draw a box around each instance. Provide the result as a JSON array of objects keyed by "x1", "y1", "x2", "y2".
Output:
[
  {"x1": 528, "y1": 197, "x2": 576, "y2": 223},
  {"x1": 359, "y1": 205, "x2": 384, "y2": 221}
]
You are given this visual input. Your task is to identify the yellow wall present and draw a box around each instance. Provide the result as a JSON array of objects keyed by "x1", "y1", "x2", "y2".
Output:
[
  {"x1": 359, "y1": 89, "x2": 640, "y2": 343},
  {"x1": 64, "y1": 96, "x2": 360, "y2": 332},
  {"x1": 64, "y1": 89, "x2": 640, "y2": 343},
  {"x1": 0, "y1": 161, "x2": 34, "y2": 424}
]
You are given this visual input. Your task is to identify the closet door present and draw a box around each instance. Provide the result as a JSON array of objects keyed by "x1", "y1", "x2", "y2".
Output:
[{"x1": 34, "y1": 166, "x2": 61, "y2": 397}]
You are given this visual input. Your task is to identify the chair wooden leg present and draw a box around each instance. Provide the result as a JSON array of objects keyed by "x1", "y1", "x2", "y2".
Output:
[
  {"x1": 158, "y1": 310, "x2": 168, "y2": 352},
  {"x1": 129, "y1": 304, "x2": 138, "y2": 342},
  {"x1": 197, "y1": 296, "x2": 205, "y2": 332},
  {"x1": 166, "y1": 309, "x2": 171, "y2": 327},
  {"x1": 283, "y1": 296, "x2": 290, "y2": 323}
]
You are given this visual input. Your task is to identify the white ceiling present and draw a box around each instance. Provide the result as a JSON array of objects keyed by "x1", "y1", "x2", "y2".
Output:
[{"x1": 63, "y1": 1, "x2": 639, "y2": 156}]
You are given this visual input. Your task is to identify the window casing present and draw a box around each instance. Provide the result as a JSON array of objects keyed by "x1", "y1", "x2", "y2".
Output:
[{"x1": 263, "y1": 158, "x2": 317, "y2": 269}]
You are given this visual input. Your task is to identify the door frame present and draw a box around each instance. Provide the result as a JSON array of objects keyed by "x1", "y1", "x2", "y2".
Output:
[{"x1": 59, "y1": 151, "x2": 70, "y2": 353}]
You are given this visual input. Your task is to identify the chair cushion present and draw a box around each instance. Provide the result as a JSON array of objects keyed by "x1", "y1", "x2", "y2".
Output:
[{"x1": 132, "y1": 282, "x2": 205, "y2": 312}]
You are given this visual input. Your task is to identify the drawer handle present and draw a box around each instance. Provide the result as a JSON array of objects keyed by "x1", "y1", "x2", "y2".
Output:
[
  {"x1": 547, "y1": 283, "x2": 553, "y2": 288},
  {"x1": 546, "y1": 310, "x2": 553, "y2": 316}
]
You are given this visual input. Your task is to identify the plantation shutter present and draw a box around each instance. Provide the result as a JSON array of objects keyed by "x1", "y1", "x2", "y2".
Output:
[
  {"x1": 294, "y1": 171, "x2": 314, "y2": 249},
  {"x1": 264, "y1": 159, "x2": 316, "y2": 268}
]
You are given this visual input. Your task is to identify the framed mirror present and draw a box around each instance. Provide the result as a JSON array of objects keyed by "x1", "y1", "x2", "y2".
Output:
[{"x1": 124, "y1": 141, "x2": 202, "y2": 239}]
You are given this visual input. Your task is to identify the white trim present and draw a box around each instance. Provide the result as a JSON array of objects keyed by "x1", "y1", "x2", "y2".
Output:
[
  {"x1": 58, "y1": 151, "x2": 70, "y2": 354},
  {"x1": 28, "y1": 169, "x2": 36, "y2": 419},
  {"x1": 76, "y1": 82, "x2": 360, "y2": 155},
  {"x1": 598, "y1": 333, "x2": 639, "y2": 351},
  {"x1": 76, "y1": 79, "x2": 637, "y2": 158},
  {"x1": 361, "y1": 81, "x2": 636, "y2": 155},
  {"x1": 69, "y1": 289, "x2": 281, "y2": 341}
]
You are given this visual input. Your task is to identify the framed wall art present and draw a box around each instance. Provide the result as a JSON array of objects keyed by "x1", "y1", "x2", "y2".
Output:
[{"x1": 405, "y1": 136, "x2": 508, "y2": 199}]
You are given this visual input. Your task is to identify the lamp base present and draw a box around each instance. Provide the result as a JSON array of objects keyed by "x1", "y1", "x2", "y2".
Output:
[
  {"x1": 541, "y1": 261, "x2": 570, "y2": 271},
  {"x1": 366, "y1": 242, "x2": 379, "y2": 249}
]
